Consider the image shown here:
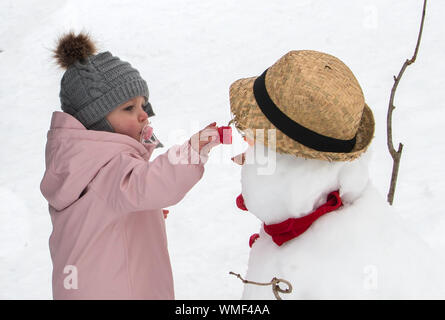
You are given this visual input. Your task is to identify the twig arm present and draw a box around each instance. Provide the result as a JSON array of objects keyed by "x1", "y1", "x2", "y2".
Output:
[
  {"x1": 229, "y1": 271, "x2": 293, "y2": 300},
  {"x1": 386, "y1": 0, "x2": 426, "y2": 205}
]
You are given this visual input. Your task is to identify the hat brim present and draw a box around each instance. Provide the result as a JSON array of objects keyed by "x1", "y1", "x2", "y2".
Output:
[{"x1": 229, "y1": 77, "x2": 375, "y2": 162}]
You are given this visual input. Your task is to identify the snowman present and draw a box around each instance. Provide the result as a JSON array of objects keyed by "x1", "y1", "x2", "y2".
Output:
[{"x1": 228, "y1": 50, "x2": 445, "y2": 299}]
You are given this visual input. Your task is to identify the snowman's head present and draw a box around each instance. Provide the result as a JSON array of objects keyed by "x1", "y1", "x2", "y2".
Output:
[
  {"x1": 240, "y1": 142, "x2": 371, "y2": 224},
  {"x1": 229, "y1": 50, "x2": 375, "y2": 163}
]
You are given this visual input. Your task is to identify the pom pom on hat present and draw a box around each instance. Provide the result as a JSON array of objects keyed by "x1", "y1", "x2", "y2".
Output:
[
  {"x1": 53, "y1": 32, "x2": 97, "y2": 69},
  {"x1": 54, "y1": 31, "x2": 149, "y2": 134}
]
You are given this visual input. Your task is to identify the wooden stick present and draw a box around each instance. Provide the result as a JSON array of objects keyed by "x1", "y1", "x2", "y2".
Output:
[
  {"x1": 387, "y1": 0, "x2": 427, "y2": 205},
  {"x1": 229, "y1": 271, "x2": 292, "y2": 300}
]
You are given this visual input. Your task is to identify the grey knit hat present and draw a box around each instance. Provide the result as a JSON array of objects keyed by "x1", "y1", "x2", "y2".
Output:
[{"x1": 54, "y1": 32, "x2": 152, "y2": 132}]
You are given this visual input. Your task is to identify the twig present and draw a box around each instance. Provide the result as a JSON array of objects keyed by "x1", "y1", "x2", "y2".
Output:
[
  {"x1": 387, "y1": 0, "x2": 427, "y2": 205},
  {"x1": 229, "y1": 271, "x2": 292, "y2": 300}
]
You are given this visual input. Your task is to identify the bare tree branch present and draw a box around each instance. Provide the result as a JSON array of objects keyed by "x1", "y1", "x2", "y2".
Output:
[{"x1": 387, "y1": 0, "x2": 427, "y2": 205}]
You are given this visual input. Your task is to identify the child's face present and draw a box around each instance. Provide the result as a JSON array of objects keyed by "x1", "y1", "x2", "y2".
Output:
[{"x1": 106, "y1": 96, "x2": 149, "y2": 141}]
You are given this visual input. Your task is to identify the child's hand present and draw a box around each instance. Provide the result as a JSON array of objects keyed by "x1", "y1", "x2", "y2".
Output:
[{"x1": 190, "y1": 122, "x2": 220, "y2": 155}]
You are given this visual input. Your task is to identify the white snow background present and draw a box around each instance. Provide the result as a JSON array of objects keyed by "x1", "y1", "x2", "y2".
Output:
[{"x1": 0, "y1": 0, "x2": 444, "y2": 299}]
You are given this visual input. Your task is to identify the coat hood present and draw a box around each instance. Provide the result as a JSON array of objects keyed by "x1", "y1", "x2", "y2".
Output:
[{"x1": 40, "y1": 111, "x2": 153, "y2": 211}]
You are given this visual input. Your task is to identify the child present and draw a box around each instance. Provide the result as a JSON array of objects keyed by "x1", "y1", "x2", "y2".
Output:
[{"x1": 40, "y1": 32, "x2": 220, "y2": 299}]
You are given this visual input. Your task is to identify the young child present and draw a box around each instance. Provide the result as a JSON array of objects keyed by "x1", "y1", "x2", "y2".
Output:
[{"x1": 40, "y1": 32, "x2": 220, "y2": 299}]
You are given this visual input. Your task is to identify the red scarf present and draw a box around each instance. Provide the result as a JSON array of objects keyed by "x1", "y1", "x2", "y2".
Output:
[{"x1": 236, "y1": 191, "x2": 342, "y2": 247}]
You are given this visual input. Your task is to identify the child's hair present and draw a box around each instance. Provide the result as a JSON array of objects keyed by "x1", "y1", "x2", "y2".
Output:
[{"x1": 53, "y1": 32, "x2": 150, "y2": 132}]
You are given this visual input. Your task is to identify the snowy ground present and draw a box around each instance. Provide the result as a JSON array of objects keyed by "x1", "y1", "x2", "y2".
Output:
[{"x1": 1, "y1": 0, "x2": 444, "y2": 299}]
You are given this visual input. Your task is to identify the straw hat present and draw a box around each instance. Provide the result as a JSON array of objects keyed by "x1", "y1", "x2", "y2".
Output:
[{"x1": 229, "y1": 50, "x2": 374, "y2": 161}]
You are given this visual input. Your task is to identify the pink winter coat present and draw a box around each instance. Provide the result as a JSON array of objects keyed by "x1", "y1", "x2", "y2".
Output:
[{"x1": 40, "y1": 111, "x2": 206, "y2": 300}]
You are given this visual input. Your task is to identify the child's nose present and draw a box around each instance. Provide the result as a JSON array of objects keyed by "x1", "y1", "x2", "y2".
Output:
[{"x1": 139, "y1": 110, "x2": 148, "y2": 122}]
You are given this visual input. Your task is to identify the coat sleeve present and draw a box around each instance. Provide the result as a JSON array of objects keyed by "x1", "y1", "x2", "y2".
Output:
[{"x1": 93, "y1": 140, "x2": 206, "y2": 213}]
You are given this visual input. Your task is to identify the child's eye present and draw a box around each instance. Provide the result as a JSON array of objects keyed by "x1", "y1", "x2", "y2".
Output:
[{"x1": 125, "y1": 106, "x2": 134, "y2": 111}]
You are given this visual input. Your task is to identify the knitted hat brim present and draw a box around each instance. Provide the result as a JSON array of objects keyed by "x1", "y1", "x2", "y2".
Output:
[
  {"x1": 229, "y1": 76, "x2": 375, "y2": 162},
  {"x1": 74, "y1": 78, "x2": 149, "y2": 129}
]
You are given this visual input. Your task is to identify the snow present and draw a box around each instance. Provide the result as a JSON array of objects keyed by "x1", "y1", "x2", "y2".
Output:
[
  {"x1": 241, "y1": 147, "x2": 445, "y2": 299},
  {"x1": 1, "y1": 0, "x2": 445, "y2": 299},
  {"x1": 241, "y1": 144, "x2": 371, "y2": 225}
]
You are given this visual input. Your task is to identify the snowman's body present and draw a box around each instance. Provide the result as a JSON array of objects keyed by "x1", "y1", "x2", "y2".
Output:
[{"x1": 240, "y1": 145, "x2": 444, "y2": 299}]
